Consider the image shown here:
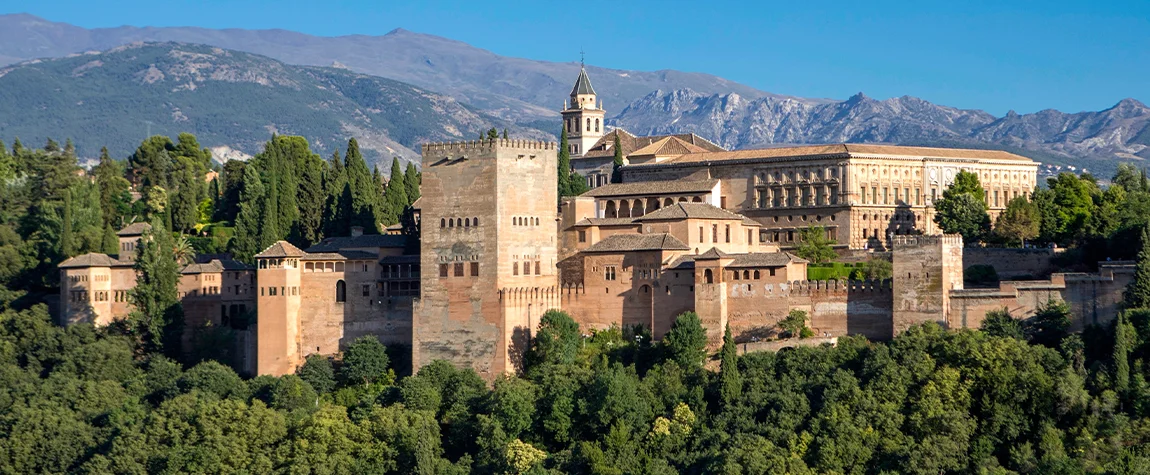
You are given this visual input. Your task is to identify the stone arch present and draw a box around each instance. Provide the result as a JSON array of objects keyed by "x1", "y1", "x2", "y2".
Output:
[
  {"x1": 704, "y1": 269, "x2": 714, "y2": 284},
  {"x1": 646, "y1": 198, "x2": 660, "y2": 214},
  {"x1": 631, "y1": 200, "x2": 644, "y2": 217},
  {"x1": 619, "y1": 199, "x2": 631, "y2": 218},
  {"x1": 336, "y1": 280, "x2": 346, "y2": 303},
  {"x1": 691, "y1": 196, "x2": 702, "y2": 202},
  {"x1": 605, "y1": 201, "x2": 617, "y2": 218},
  {"x1": 678, "y1": 197, "x2": 688, "y2": 202},
  {"x1": 664, "y1": 197, "x2": 674, "y2": 207}
]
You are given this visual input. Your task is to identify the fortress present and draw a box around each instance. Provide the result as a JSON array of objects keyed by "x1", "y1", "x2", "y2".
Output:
[{"x1": 57, "y1": 67, "x2": 1131, "y2": 378}]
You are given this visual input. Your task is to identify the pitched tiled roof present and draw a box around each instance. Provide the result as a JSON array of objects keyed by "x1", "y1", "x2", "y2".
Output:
[
  {"x1": 728, "y1": 252, "x2": 808, "y2": 267},
  {"x1": 632, "y1": 143, "x2": 1034, "y2": 167},
  {"x1": 307, "y1": 234, "x2": 408, "y2": 253},
  {"x1": 582, "y1": 233, "x2": 690, "y2": 253},
  {"x1": 255, "y1": 241, "x2": 305, "y2": 258},
  {"x1": 695, "y1": 248, "x2": 732, "y2": 260},
  {"x1": 182, "y1": 259, "x2": 252, "y2": 274},
  {"x1": 572, "y1": 217, "x2": 638, "y2": 227},
  {"x1": 301, "y1": 250, "x2": 379, "y2": 261},
  {"x1": 578, "y1": 129, "x2": 726, "y2": 159},
  {"x1": 59, "y1": 253, "x2": 127, "y2": 268},
  {"x1": 581, "y1": 179, "x2": 718, "y2": 198},
  {"x1": 629, "y1": 136, "x2": 710, "y2": 157},
  {"x1": 116, "y1": 222, "x2": 152, "y2": 236},
  {"x1": 379, "y1": 255, "x2": 421, "y2": 264},
  {"x1": 666, "y1": 255, "x2": 697, "y2": 269},
  {"x1": 636, "y1": 202, "x2": 749, "y2": 222},
  {"x1": 570, "y1": 67, "x2": 596, "y2": 96}
]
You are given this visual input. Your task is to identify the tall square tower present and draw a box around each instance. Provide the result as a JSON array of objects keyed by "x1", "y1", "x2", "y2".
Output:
[
  {"x1": 561, "y1": 66, "x2": 606, "y2": 156},
  {"x1": 415, "y1": 138, "x2": 559, "y2": 379}
]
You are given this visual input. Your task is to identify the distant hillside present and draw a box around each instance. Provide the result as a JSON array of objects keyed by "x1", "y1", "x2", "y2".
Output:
[{"x1": 0, "y1": 42, "x2": 545, "y2": 167}]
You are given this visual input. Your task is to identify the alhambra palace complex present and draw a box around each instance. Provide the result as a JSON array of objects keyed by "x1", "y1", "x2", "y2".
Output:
[{"x1": 58, "y1": 68, "x2": 1134, "y2": 378}]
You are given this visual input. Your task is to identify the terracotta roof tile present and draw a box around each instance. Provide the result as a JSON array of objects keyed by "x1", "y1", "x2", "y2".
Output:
[
  {"x1": 307, "y1": 234, "x2": 409, "y2": 253},
  {"x1": 636, "y1": 202, "x2": 749, "y2": 222},
  {"x1": 577, "y1": 129, "x2": 725, "y2": 159},
  {"x1": 628, "y1": 136, "x2": 710, "y2": 157},
  {"x1": 116, "y1": 222, "x2": 152, "y2": 236},
  {"x1": 59, "y1": 253, "x2": 128, "y2": 268},
  {"x1": 572, "y1": 217, "x2": 638, "y2": 227},
  {"x1": 255, "y1": 241, "x2": 305, "y2": 258},
  {"x1": 728, "y1": 252, "x2": 808, "y2": 267},
  {"x1": 632, "y1": 143, "x2": 1034, "y2": 167},
  {"x1": 581, "y1": 179, "x2": 718, "y2": 198},
  {"x1": 301, "y1": 250, "x2": 379, "y2": 261},
  {"x1": 582, "y1": 233, "x2": 690, "y2": 253}
]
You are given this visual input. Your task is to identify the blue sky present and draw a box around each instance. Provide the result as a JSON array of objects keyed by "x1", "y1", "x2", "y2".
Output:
[{"x1": 5, "y1": 0, "x2": 1148, "y2": 115}]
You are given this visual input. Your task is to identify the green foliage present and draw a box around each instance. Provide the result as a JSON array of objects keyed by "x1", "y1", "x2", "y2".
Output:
[
  {"x1": 229, "y1": 163, "x2": 267, "y2": 262},
  {"x1": 662, "y1": 312, "x2": 707, "y2": 368},
  {"x1": 1035, "y1": 173, "x2": 1097, "y2": 245},
  {"x1": 612, "y1": 132, "x2": 624, "y2": 184},
  {"x1": 127, "y1": 218, "x2": 183, "y2": 355},
  {"x1": 1115, "y1": 313, "x2": 1132, "y2": 393},
  {"x1": 344, "y1": 138, "x2": 382, "y2": 233},
  {"x1": 934, "y1": 191, "x2": 991, "y2": 244},
  {"x1": 179, "y1": 360, "x2": 249, "y2": 400},
  {"x1": 806, "y1": 262, "x2": 858, "y2": 280},
  {"x1": 1025, "y1": 299, "x2": 1072, "y2": 348},
  {"x1": 858, "y1": 257, "x2": 893, "y2": 280},
  {"x1": 995, "y1": 195, "x2": 1041, "y2": 245},
  {"x1": 298, "y1": 354, "x2": 337, "y2": 394},
  {"x1": 340, "y1": 336, "x2": 391, "y2": 386},
  {"x1": 719, "y1": 324, "x2": 741, "y2": 407},
  {"x1": 964, "y1": 264, "x2": 1000, "y2": 286},
  {"x1": 1127, "y1": 225, "x2": 1150, "y2": 309},
  {"x1": 527, "y1": 310, "x2": 581, "y2": 370},
  {"x1": 981, "y1": 308, "x2": 1024, "y2": 339},
  {"x1": 404, "y1": 162, "x2": 421, "y2": 205},
  {"x1": 778, "y1": 309, "x2": 809, "y2": 338},
  {"x1": 383, "y1": 158, "x2": 409, "y2": 225},
  {"x1": 795, "y1": 225, "x2": 837, "y2": 263}
]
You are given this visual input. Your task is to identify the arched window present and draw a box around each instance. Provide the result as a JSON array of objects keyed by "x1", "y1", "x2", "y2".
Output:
[
  {"x1": 440, "y1": 218, "x2": 445, "y2": 228},
  {"x1": 586, "y1": 118, "x2": 591, "y2": 131},
  {"x1": 704, "y1": 269, "x2": 714, "y2": 284},
  {"x1": 465, "y1": 218, "x2": 470, "y2": 227},
  {"x1": 457, "y1": 218, "x2": 463, "y2": 227},
  {"x1": 474, "y1": 217, "x2": 479, "y2": 226},
  {"x1": 753, "y1": 270, "x2": 761, "y2": 279},
  {"x1": 335, "y1": 280, "x2": 346, "y2": 303},
  {"x1": 595, "y1": 119, "x2": 600, "y2": 132},
  {"x1": 743, "y1": 270, "x2": 750, "y2": 280}
]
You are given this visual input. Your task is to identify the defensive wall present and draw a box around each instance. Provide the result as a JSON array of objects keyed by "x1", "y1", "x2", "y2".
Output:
[{"x1": 962, "y1": 246, "x2": 1061, "y2": 280}]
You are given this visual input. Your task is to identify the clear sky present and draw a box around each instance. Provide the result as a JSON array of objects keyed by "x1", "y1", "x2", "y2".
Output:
[{"x1": 4, "y1": 0, "x2": 1148, "y2": 115}]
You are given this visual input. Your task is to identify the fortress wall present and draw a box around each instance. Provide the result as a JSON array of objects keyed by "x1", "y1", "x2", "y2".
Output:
[{"x1": 963, "y1": 247, "x2": 1060, "y2": 279}]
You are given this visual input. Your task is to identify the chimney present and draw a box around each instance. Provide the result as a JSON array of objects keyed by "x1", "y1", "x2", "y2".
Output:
[{"x1": 350, "y1": 226, "x2": 364, "y2": 237}]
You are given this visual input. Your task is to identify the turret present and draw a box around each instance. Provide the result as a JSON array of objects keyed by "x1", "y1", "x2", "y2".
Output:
[{"x1": 560, "y1": 65, "x2": 606, "y2": 157}]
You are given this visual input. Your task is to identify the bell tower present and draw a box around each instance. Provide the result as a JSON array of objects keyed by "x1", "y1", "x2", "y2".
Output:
[{"x1": 561, "y1": 59, "x2": 606, "y2": 157}]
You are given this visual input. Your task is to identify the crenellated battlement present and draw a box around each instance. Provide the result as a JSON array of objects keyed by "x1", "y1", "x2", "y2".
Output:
[
  {"x1": 786, "y1": 279, "x2": 893, "y2": 294},
  {"x1": 892, "y1": 234, "x2": 963, "y2": 248},
  {"x1": 421, "y1": 138, "x2": 556, "y2": 154}
]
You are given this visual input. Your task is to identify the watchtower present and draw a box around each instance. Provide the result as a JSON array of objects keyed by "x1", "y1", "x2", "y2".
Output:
[
  {"x1": 254, "y1": 241, "x2": 305, "y2": 376},
  {"x1": 560, "y1": 66, "x2": 606, "y2": 157},
  {"x1": 891, "y1": 234, "x2": 963, "y2": 336},
  {"x1": 415, "y1": 138, "x2": 559, "y2": 379}
]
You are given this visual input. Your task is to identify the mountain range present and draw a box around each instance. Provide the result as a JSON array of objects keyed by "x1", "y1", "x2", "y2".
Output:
[{"x1": 0, "y1": 13, "x2": 1146, "y2": 174}]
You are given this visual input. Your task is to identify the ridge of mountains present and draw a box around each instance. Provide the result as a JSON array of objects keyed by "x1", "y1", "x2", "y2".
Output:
[
  {"x1": 0, "y1": 41, "x2": 541, "y2": 168},
  {"x1": 0, "y1": 13, "x2": 1146, "y2": 174}
]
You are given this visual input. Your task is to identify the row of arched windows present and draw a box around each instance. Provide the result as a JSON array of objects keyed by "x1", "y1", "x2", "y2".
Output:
[
  {"x1": 514, "y1": 216, "x2": 540, "y2": 226},
  {"x1": 565, "y1": 117, "x2": 600, "y2": 134},
  {"x1": 441, "y1": 217, "x2": 479, "y2": 228}
]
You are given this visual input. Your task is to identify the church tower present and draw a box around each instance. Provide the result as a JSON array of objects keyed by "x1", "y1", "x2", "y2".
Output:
[{"x1": 561, "y1": 65, "x2": 606, "y2": 157}]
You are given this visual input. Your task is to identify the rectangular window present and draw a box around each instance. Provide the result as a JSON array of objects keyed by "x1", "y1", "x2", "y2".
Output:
[
  {"x1": 605, "y1": 266, "x2": 617, "y2": 281},
  {"x1": 699, "y1": 226, "x2": 704, "y2": 242},
  {"x1": 872, "y1": 187, "x2": 878, "y2": 204},
  {"x1": 894, "y1": 187, "x2": 900, "y2": 203},
  {"x1": 931, "y1": 188, "x2": 938, "y2": 202},
  {"x1": 712, "y1": 225, "x2": 718, "y2": 242},
  {"x1": 994, "y1": 190, "x2": 999, "y2": 207},
  {"x1": 787, "y1": 230, "x2": 794, "y2": 242},
  {"x1": 861, "y1": 186, "x2": 868, "y2": 203},
  {"x1": 770, "y1": 268, "x2": 776, "y2": 277},
  {"x1": 535, "y1": 261, "x2": 541, "y2": 275},
  {"x1": 523, "y1": 262, "x2": 530, "y2": 275},
  {"x1": 904, "y1": 188, "x2": 910, "y2": 204},
  {"x1": 578, "y1": 230, "x2": 586, "y2": 243},
  {"x1": 725, "y1": 225, "x2": 731, "y2": 243},
  {"x1": 269, "y1": 287, "x2": 277, "y2": 296},
  {"x1": 362, "y1": 285, "x2": 370, "y2": 297},
  {"x1": 915, "y1": 188, "x2": 921, "y2": 205},
  {"x1": 883, "y1": 187, "x2": 889, "y2": 204},
  {"x1": 470, "y1": 262, "x2": 479, "y2": 276},
  {"x1": 439, "y1": 264, "x2": 448, "y2": 277},
  {"x1": 454, "y1": 263, "x2": 464, "y2": 277},
  {"x1": 747, "y1": 230, "x2": 752, "y2": 244},
  {"x1": 513, "y1": 262, "x2": 519, "y2": 276},
  {"x1": 720, "y1": 196, "x2": 727, "y2": 208}
]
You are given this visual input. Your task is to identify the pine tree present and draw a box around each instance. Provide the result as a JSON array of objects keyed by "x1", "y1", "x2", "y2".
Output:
[
  {"x1": 0, "y1": 139, "x2": 11, "y2": 181},
  {"x1": 231, "y1": 164, "x2": 266, "y2": 262},
  {"x1": 1115, "y1": 312, "x2": 1131, "y2": 393},
  {"x1": 502, "y1": 129, "x2": 509, "y2": 139},
  {"x1": 1125, "y1": 224, "x2": 1150, "y2": 309},
  {"x1": 404, "y1": 162, "x2": 420, "y2": 205},
  {"x1": 487, "y1": 128, "x2": 499, "y2": 140},
  {"x1": 611, "y1": 132, "x2": 624, "y2": 184},
  {"x1": 383, "y1": 158, "x2": 409, "y2": 225},
  {"x1": 128, "y1": 218, "x2": 183, "y2": 356},
  {"x1": 557, "y1": 127, "x2": 572, "y2": 197},
  {"x1": 719, "y1": 323, "x2": 742, "y2": 407},
  {"x1": 61, "y1": 188, "x2": 75, "y2": 258}
]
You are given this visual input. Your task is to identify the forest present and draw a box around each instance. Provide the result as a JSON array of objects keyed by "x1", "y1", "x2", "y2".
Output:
[{"x1": 5, "y1": 133, "x2": 1150, "y2": 473}]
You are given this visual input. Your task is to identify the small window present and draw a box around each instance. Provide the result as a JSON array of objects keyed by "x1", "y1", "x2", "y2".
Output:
[
  {"x1": 605, "y1": 266, "x2": 617, "y2": 281},
  {"x1": 362, "y1": 284, "x2": 370, "y2": 297},
  {"x1": 733, "y1": 271, "x2": 740, "y2": 281},
  {"x1": 753, "y1": 270, "x2": 761, "y2": 279},
  {"x1": 470, "y1": 262, "x2": 479, "y2": 276},
  {"x1": 441, "y1": 218, "x2": 446, "y2": 228},
  {"x1": 474, "y1": 217, "x2": 479, "y2": 226},
  {"x1": 769, "y1": 268, "x2": 776, "y2": 277},
  {"x1": 535, "y1": 261, "x2": 541, "y2": 275},
  {"x1": 454, "y1": 263, "x2": 464, "y2": 277},
  {"x1": 704, "y1": 269, "x2": 714, "y2": 284},
  {"x1": 725, "y1": 225, "x2": 731, "y2": 243},
  {"x1": 439, "y1": 264, "x2": 448, "y2": 277},
  {"x1": 269, "y1": 287, "x2": 277, "y2": 296},
  {"x1": 336, "y1": 280, "x2": 346, "y2": 302},
  {"x1": 523, "y1": 262, "x2": 530, "y2": 275},
  {"x1": 513, "y1": 263, "x2": 519, "y2": 276},
  {"x1": 578, "y1": 230, "x2": 587, "y2": 243}
]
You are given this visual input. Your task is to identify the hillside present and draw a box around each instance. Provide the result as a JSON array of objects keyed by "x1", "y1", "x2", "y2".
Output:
[
  {"x1": 0, "y1": 41, "x2": 543, "y2": 167},
  {"x1": 612, "y1": 90, "x2": 1150, "y2": 174}
]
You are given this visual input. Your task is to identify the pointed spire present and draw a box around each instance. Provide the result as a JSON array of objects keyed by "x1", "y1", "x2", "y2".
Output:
[{"x1": 570, "y1": 65, "x2": 596, "y2": 97}]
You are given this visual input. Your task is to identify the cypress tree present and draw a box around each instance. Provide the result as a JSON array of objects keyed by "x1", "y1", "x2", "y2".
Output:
[
  {"x1": 323, "y1": 149, "x2": 348, "y2": 237},
  {"x1": 61, "y1": 188, "x2": 75, "y2": 258},
  {"x1": 372, "y1": 166, "x2": 388, "y2": 228},
  {"x1": 296, "y1": 152, "x2": 326, "y2": 247},
  {"x1": 611, "y1": 132, "x2": 624, "y2": 183},
  {"x1": 101, "y1": 224, "x2": 118, "y2": 255},
  {"x1": 344, "y1": 138, "x2": 379, "y2": 233},
  {"x1": 502, "y1": 129, "x2": 509, "y2": 139},
  {"x1": 719, "y1": 323, "x2": 741, "y2": 407},
  {"x1": 557, "y1": 126, "x2": 572, "y2": 197},
  {"x1": 404, "y1": 162, "x2": 420, "y2": 205},
  {"x1": 1125, "y1": 224, "x2": 1150, "y2": 309},
  {"x1": 383, "y1": 158, "x2": 408, "y2": 225},
  {"x1": 231, "y1": 164, "x2": 266, "y2": 262},
  {"x1": 129, "y1": 218, "x2": 183, "y2": 356},
  {"x1": 1116, "y1": 312, "x2": 1131, "y2": 393},
  {"x1": 259, "y1": 175, "x2": 281, "y2": 249}
]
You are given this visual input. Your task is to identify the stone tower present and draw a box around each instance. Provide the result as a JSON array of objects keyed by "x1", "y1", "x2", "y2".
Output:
[
  {"x1": 254, "y1": 241, "x2": 305, "y2": 376},
  {"x1": 561, "y1": 65, "x2": 606, "y2": 157},
  {"x1": 891, "y1": 234, "x2": 963, "y2": 336},
  {"x1": 414, "y1": 139, "x2": 559, "y2": 379}
]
